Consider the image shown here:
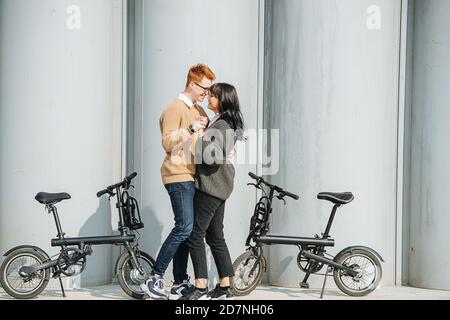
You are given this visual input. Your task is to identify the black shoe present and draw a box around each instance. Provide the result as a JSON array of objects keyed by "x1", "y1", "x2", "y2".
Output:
[
  {"x1": 178, "y1": 287, "x2": 210, "y2": 300},
  {"x1": 207, "y1": 284, "x2": 234, "y2": 300}
]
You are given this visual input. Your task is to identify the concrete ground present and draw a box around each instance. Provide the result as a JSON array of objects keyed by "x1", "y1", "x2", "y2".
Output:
[{"x1": 1, "y1": 283, "x2": 450, "y2": 300}]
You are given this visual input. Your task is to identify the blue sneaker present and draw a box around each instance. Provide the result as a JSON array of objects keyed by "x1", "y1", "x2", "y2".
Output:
[
  {"x1": 169, "y1": 279, "x2": 193, "y2": 300},
  {"x1": 140, "y1": 276, "x2": 167, "y2": 300}
]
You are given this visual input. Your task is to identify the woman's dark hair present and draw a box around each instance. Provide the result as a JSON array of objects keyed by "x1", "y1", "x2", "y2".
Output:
[{"x1": 209, "y1": 83, "x2": 245, "y2": 138}]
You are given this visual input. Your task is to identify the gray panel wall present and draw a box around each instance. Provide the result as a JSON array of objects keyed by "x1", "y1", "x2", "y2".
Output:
[
  {"x1": 0, "y1": 0, "x2": 123, "y2": 287},
  {"x1": 2, "y1": 0, "x2": 450, "y2": 292},
  {"x1": 264, "y1": 0, "x2": 401, "y2": 287},
  {"x1": 408, "y1": 0, "x2": 450, "y2": 290},
  {"x1": 131, "y1": 0, "x2": 260, "y2": 286}
]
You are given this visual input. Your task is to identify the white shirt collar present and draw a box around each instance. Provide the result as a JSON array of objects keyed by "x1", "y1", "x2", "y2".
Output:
[
  {"x1": 209, "y1": 113, "x2": 221, "y2": 127},
  {"x1": 178, "y1": 93, "x2": 194, "y2": 108}
]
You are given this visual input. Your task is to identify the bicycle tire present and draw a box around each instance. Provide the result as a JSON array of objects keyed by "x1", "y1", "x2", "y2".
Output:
[
  {"x1": 0, "y1": 247, "x2": 50, "y2": 299},
  {"x1": 333, "y1": 248, "x2": 382, "y2": 297},
  {"x1": 116, "y1": 250, "x2": 155, "y2": 299},
  {"x1": 231, "y1": 250, "x2": 265, "y2": 297}
]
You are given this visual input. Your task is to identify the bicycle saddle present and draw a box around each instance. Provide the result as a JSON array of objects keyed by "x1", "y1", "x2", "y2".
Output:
[
  {"x1": 35, "y1": 192, "x2": 71, "y2": 205},
  {"x1": 317, "y1": 192, "x2": 354, "y2": 205}
]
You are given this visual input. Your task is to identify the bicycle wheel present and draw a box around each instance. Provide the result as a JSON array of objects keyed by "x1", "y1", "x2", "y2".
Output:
[
  {"x1": 333, "y1": 248, "x2": 382, "y2": 297},
  {"x1": 231, "y1": 250, "x2": 265, "y2": 296},
  {"x1": 116, "y1": 250, "x2": 154, "y2": 299},
  {"x1": 0, "y1": 247, "x2": 50, "y2": 299}
]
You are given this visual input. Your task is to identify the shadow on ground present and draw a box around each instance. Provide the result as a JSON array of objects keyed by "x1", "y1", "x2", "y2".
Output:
[{"x1": 243, "y1": 285, "x2": 348, "y2": 299}]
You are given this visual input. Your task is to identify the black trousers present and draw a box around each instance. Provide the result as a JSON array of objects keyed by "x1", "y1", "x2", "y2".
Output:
[{"x1": 187, "y1": 189, "x2": 235, "y2": 280}]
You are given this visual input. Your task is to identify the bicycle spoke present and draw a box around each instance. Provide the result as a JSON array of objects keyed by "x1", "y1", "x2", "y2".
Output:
[
  {"x1": 5, "y1": 254, "x2": 45, "y2": 294},
  {"x1": 10, "y1": 277, "x2": 22, "y2": 288},
  {"x1": 361, "y1": 273, "x2": 375, "y2": 285},
  {"x1": 120, "y1": 255, "x2": 154, "y2": 294},
  {"x1": 339, "y1": 254, "x2": 379, "y2": 292},
  {"x1": 234, "y1": 257, "x2": 260, "y2": 290}
]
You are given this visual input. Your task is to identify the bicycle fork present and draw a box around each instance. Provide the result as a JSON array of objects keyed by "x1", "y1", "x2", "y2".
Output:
[{"x1": 124, "y1": 242, "x2": 145, "y2": 276}]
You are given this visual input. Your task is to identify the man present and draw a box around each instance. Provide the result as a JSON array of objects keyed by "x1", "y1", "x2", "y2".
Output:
[{"x1": 141, "y1": 64, "x2": 215, "y2": 300}]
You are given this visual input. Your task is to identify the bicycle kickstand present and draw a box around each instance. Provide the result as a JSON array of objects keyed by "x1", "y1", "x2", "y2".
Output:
[
  {"x1": 58, "y1": 276, "x2": 66, "y2": 298},
  {"x1": 320, "y1": 266, "x2": 332, "y2": 299}
]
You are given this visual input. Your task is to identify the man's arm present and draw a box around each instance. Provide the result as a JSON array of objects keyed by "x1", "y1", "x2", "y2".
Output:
[{"x1": 160, "y1": 109, "x2": 191, "y2": 153}]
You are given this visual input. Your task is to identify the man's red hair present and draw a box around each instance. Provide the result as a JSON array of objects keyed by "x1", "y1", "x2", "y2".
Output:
[{"x1": 186, "y1": 64, "x2": 216, "y2": 88}]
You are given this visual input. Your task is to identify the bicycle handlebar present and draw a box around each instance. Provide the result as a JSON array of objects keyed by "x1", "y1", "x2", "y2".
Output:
[
  {"x1": 248, "y1": 172, "x2": 260, "y2": 180},
  {"x1": 97, "y1": 172, "x2": 138, "y2": 198},
  {"x1": 96, "y1": 189, "x2": 111, "y2": 198},
  {"x1": 124, "y1": 172, "x2": 137, "y2": 183},
  {"x1": 248, "y1": 172, "x2": 299, "y2": 200},
  {"x1": 281, "y1": 190, "x2": 300, "y2": 200}
]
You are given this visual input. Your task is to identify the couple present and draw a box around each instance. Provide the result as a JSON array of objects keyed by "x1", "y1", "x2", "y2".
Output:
[{"x1": 140, "y1": 64, "x2": 245, "y2": 300}]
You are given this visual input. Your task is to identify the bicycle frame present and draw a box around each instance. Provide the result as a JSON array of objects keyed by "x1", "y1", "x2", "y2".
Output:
[
  {"x1": 47, "y1": 182, "x2": 144, "y2": 270},
  {"x1": 232, "y1": 173, "x2": 384, "y2": 299},
  {"x1": 0, "y1": 172, "x2": 154, "y2": 300},
  {"x1": 20, "y1": 182, "x2": 144, "y2": 277},
  {"x1": 246, "y1": 182, "x2": 359, "y2": 278}
]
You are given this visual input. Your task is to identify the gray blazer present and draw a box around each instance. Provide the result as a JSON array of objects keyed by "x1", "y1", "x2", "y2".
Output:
[{"x1": 195, "y1": 119, "x2": 236, "y2": 200}]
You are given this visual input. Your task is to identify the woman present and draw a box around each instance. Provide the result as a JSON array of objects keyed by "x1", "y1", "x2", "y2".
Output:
[{"x1": 181, "y1": 83, "x2": 245, "y2": 300}]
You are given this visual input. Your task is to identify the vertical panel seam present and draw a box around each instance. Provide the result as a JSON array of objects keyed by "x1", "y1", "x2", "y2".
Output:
[{"x1": 395, "y1": 0, "x2": 409, "y2": 287}]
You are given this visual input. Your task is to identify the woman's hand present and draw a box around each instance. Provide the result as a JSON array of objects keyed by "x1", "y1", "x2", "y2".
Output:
[
  {"x1": 197, "y1": 116, "x2": 209, "y2": 128},
  {"x1": 227, "y1": 148, "x2": 237, "y2": 160}
]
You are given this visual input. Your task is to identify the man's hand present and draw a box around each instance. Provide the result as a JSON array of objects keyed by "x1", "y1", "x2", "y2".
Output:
[{"x1": 191, "y1": 116, "x2": 208, "y2": 133}]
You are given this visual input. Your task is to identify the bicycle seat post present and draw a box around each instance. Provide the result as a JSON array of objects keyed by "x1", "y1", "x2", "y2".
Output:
[
  {"x1": 323, "y1": 204, "x2": 340, "y2": 238},
  {"x1": 47, "y1": 204, "x2": 65, "y2": 240}
]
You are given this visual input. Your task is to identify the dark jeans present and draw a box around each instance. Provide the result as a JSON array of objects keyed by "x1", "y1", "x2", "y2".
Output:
[
  {"x1": 151, "y1": 181, "x2": 195, "y2": 283},
  {"x1": 187, "y1": 189, "x2": 235, "y2": 280}
]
